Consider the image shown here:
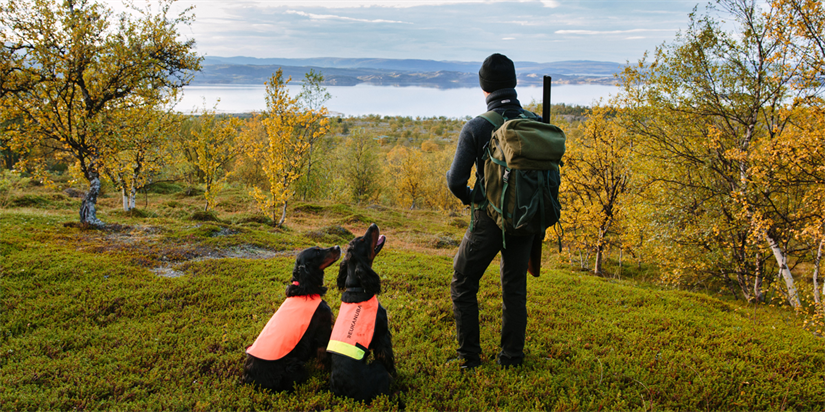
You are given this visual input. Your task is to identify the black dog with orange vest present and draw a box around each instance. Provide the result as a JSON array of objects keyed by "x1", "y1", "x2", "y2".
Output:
[
  {"x1": 328, "y1": 223, "x2": 395, "y2": 401},
  {"x1": 243, "y1": 245, "x2": 341, "y2": 391}
]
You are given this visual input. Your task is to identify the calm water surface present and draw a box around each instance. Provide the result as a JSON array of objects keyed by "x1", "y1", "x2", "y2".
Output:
[{"x1": 174, "y1": 83, "x2": 618, "y2": 118}]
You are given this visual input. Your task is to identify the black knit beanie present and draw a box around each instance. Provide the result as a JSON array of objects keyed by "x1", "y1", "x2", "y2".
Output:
[{"x1": 478, "y1": 53, "x2": 517, "y2": 92}]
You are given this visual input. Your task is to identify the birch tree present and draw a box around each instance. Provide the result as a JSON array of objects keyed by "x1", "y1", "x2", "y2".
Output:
[
  {"x1": 563, "y1": 103, "x2": 632, "y2": 274},
  {"x1": 771, "y1": 0, "x2": 825, "y2": 315},
  {"x1": 619, "y1": 0, "x2": 821, "y2": 307},
  {"x1": 338, "y1": 128, "x2": 382, "y2": 204},
  {"x1": 386, "y1": 145, "x2": 425, "y2": 210},
  {"x1": 189, "y1": 107, "x2": 243, "y2": 212},
  {"x1": 420, "y1": 146, "x2": 464, "y2": 212},
  {"x1": 296, "y1": 69, "x2": 332, "y2": 200},
  {"x1": 244, "y1": 69, "x2": 329, "y2": 227},
  {"x1": 102, "y1": 108, "x2": 176, "y2": 211},
  {"x1": 0, "y1": 0, "x2": 200, "y2": 226}
]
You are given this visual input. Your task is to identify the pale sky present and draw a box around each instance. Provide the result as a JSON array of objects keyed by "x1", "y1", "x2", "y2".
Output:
[{"x1": 107, "y1": 0, "x2": 705, "y2": 63}]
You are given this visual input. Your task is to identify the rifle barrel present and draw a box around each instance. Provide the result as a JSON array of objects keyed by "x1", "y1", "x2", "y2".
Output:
[{"x1": 542, "y1": 75, "x2": 552, "y2": 124}]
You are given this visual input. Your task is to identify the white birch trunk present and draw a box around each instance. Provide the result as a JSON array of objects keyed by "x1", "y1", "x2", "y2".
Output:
[
  {"x1": 593, "y1": 227, "x2": 604, "y2": 274},
  {"x1": 765, "y1": 232, "x2": 801, "y2": 309},
  {"x1": 129, "y1": 167, "x2": 139, "y2": 211},
  {"x1": 129, "y1": 185, "x2": 137, "y2": 211},
  {"x1": 80, "y1": 172, "x2": 105, "y2": 227},
  {"x1": 753, "y1": 256, "x2": 764, "y2": 302},
  {"x1": 121, "y1": 186, "x2": 129, "y2": 211},
  {"x1": 813, "y1": 239, "x2": 823, "y2": 314},
  {"x1": 277, "y1": 200, "x2": 288, "y2": 227}
]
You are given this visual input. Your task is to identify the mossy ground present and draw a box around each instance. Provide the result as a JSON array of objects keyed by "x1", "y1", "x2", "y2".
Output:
[{"x1": 1, "y1": 185, "x2": 824, "y2": 410}]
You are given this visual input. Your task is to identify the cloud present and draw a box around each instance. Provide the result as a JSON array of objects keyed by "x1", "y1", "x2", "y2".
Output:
[
  {"x1": 284, "y1": 10, "x2": 411, "y2": 23},
  {"x1": 228, "y1": 0, "x2": 558, "y2": 8},
  {"x1": 555, "y1": 29, "x2": 675, "y2": 35},
  {"x1": 98, "y1": 0, "x2": 696, "y2": 63}
]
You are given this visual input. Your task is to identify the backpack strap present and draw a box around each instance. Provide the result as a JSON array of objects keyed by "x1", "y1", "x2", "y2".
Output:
[
  {"x1": 470, "y1": 109, "x2": 530, "y2": 240},
  {"x1": 479, "y1": 110, "x2": 506, "y2": 129},
  {"x1": 472, "y1": 110, "x2": 514, "y2": 244},
  {"x1": 480, "y1": 109, "x2": 537, "y2": 128},
  {"x1": 468, "y1": 111, "x2": 504, "y2": 232}
]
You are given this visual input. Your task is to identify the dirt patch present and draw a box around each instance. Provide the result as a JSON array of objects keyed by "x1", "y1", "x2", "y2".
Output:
[
  {"x1": 217, "y1": 245, "x2": 298, "y2": 260},
  {"x1": 211, "y1": 227, "x2": 239, "y2": 237},
  {"x1": 150, "y1": 246, "x2": 299, "y2": 278},
  {"x1": 152, "y1": 267, "x2": 186, "y2": 278},
  {"x1": 62, "y1": 223, "x2": 298, "y2": 277}
]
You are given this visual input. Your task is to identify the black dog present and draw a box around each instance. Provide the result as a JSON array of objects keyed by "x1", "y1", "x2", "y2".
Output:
[
  {"x1": 243, "y1": 245, "x2": 341, "y2": 391},
  {"x1": 327, "y1": 223, "x2": 395, "y2": 401}
]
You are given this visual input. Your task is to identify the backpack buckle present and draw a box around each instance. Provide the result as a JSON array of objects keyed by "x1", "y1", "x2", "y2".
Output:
[{"x1": 503, "y1": 169, "x2": 510, "y2": 183}]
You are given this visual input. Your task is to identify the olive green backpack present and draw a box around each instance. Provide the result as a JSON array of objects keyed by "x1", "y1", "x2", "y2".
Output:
[{"x1": 470, "y1": 110, "x2": 566, "y2": 248}]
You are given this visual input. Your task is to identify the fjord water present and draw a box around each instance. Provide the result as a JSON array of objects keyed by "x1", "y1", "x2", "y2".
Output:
[{"x1": 175, "y1": 83, "x2": 617, "y2": 118}]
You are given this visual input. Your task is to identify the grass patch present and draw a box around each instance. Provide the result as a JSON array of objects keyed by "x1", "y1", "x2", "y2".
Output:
[
  {"x1": 305, "y1": 225, "x2": 355, "y2": 244},
  {"x1": 110, "y1": 208, "x2": 157, "y2": 219},
  {"x1": 233, "y1": 214, "x2": 272, "y2": 226},
  {"x1": 9, "y1": 193, "x2": 74, "y2": 208},
  {"x1": 190, "y1": 210, "x2": 220, "y2": 222},
  {"x1": 1, "y1": 197, "x2": 824, "y2": 410},
  {"x1": 145, "y1": 181, "x2": 184, "y2": 194},
  {"x1": 292, "y1": 202, "x2": 327, "y2": 214},
  {"x1": 175, "y1": 187, "x2": 205, "y2": 197}
]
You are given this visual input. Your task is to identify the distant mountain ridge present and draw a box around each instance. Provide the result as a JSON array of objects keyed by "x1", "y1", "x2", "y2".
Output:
[{"x1": 194, "y1": 56, "x2": 625, "y2": 88}]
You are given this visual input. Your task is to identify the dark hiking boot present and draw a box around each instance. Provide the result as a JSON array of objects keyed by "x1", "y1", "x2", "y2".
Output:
[
  {"x1": 460, "y1": 358, "x2": 482, "y2": 372},
  {"x1": 496, "y1": 356, "x2": 523, "y2": 369},
  {"x1": 447, "y1": 357, "x2": 482, "y2": 372}
]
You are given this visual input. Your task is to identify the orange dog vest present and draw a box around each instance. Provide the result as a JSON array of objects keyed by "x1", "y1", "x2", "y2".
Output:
[
  {"x1": 326, "y1": 296, "x2": 379, "y2": 360},
  {"x1": 246, "y1": 295, "x2": 322, "y2": 361}
]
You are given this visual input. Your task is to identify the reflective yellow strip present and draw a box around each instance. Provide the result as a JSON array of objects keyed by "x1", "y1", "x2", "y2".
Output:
[{"x1": 327, "y1": 340, "x2": 365, "y2": 360}]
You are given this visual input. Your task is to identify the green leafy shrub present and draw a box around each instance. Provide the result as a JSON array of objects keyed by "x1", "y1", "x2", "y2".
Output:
[
  {"x1": 0, "y1": 171, "x2": 31, "y2": 207},
  {"x1": 0, "y1": 176, "x2": 12, "y2": 198}
]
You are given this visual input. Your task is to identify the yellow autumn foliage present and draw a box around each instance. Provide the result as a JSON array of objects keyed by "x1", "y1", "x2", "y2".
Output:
[{"x1": 242, "y1": 69, "x2": 329, "y2": 226}]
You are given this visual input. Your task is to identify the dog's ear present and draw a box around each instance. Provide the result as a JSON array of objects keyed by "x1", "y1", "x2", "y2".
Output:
[
  {"x1": 285, "y1": 264, "x2": 308, "y2": 297},
  {"x1": 355, "y1": 262, "x2": 381, "y2": 295},
  {"x1": 294, "y1": 264, "x2": 308, "y2": 283},
  {"x1": 336, "y1": 259, "x2": 348, "y2": 290}
]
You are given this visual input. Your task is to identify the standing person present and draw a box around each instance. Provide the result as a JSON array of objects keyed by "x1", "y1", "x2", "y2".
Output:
[{"x1": 445, "y1": 53, "x2": 537, "y2": 371}]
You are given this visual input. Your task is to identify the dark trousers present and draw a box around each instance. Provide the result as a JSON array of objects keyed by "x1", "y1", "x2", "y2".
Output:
[{"x1": 451, "y1": 209, "x2": 534, "y2": 363}]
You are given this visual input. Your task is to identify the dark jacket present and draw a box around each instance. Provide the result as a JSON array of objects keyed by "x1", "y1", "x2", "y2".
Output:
[{"x1": 446, "y1": 88, "x2": 535, "y2": 205}]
